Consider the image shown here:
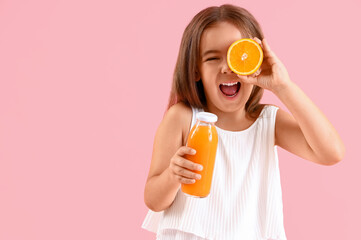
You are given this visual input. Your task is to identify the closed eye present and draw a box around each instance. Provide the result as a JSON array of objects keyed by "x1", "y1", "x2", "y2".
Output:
[{"x1": 205, "y1": 57, "x2": 219, "y2": 61}]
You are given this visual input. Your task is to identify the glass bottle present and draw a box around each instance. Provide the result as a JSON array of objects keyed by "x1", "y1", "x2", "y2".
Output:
[{"x1": 181, "y1": 112, "x2": 218, "y2": 198}]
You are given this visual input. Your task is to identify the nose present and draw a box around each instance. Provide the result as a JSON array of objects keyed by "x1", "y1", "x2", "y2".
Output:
[{"x1": 221, "y1": 59, "x2": 233, "y2": 74}]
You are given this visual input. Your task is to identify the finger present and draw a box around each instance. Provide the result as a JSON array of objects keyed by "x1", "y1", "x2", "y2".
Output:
[
  {"x1": 253, "y1": 68, "x2": 262, "y2": 77},
  {"x1": 177, "y1": 146, "x2": 196, "y2": 157},
  {"x1": 173, "y1": 165, "x2": 202, "y2": 180},
  {"x1": 174, "y1": 155, "x2": 203, "y2": 171},
  {"x1": 250, "y1": 72, "x2": 258, "y2": 78},
  {"x1": 177, "y1": 176, "x2": 196, "y2": 185},
  {"x1": 253, "y1": 37, "x2": 262, "y2": 47},
  {"x1": 262, "y1": 38, "x2": 272, "y2": 53},
  {"x1": 237, "y1": 74, "x2": 256, "y2": 84},
  {"x1": 261, "y1": 39, "x2": 278, "y2": 65}
]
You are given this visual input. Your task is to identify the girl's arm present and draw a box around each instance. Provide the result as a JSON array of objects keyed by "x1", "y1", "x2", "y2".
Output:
[
  {"x1": 238, "y1": 38, "x2": 345, "y2": 165},
  {"x1": 273, "y1": 82, "x2": 344, "y2": 165},
  {"x1": 144, "y1": 103, "x2": 201, "y2": 211}
]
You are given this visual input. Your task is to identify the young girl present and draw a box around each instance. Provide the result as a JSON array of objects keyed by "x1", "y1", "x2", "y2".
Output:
[{"x1": 142, "y1": 4, "x2": 344, "y2": 240}]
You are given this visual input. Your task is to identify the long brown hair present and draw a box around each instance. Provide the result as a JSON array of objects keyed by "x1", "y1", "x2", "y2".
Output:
[{"x1": 167, "y1": 4, "x2": 265, "y2": 118}]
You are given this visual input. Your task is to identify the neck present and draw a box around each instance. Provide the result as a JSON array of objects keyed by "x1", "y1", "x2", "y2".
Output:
[{"x1": 204, "y1": 104, "x2": 249, "y2": 130}]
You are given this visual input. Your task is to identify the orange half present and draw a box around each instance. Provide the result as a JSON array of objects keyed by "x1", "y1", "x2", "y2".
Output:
[{"x1": 227, "y1": 38, "x2": 263, "y2": 75}]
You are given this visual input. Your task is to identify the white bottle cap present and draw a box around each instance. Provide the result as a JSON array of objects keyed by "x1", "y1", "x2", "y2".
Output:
[{"x1": 196, "y1": 112, "x2": 218, "y2": 123}]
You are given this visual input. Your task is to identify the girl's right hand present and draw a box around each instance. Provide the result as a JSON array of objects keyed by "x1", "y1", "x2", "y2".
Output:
[{"x1": 168, "y1": 146, "x2": 203, "y2": 184}]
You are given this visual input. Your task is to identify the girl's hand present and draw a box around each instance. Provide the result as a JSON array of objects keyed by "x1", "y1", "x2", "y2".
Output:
[
  {"x1": 168, "y1": 146, "x2": 203, "y2": 184},
  {"x1": 237, "y1": 37, "x2": 291, "y2": 93}
]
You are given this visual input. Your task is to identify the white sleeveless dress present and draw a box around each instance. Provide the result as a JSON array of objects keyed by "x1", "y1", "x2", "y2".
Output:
[{"x1": 142, "y1": 105, "x2": 287, "y2": 240}]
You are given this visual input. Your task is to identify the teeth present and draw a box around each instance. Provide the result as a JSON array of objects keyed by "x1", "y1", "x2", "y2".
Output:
[{"x1": 220, "y1": 82, "x2": 238, "y2": 86}]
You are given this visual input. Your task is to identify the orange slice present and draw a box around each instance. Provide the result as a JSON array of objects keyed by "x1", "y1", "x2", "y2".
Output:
[{"x1": 227, "y1": 38, "x2": 263, "y2": 75}]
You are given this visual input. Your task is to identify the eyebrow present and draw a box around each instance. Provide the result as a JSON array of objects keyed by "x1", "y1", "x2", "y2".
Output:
[{"x1": 202, "y1": 49, "x2": 221, "y2": 58}]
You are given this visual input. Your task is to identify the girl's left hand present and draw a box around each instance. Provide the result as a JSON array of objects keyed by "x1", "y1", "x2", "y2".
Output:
[{"x1": 237, "y1": 37, "x2": 291, "y2": 93}]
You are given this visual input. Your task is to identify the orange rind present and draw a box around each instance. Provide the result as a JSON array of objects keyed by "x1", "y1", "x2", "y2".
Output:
[{"x1": 227, "y1": 38, "x2": 263, "y2": 75}]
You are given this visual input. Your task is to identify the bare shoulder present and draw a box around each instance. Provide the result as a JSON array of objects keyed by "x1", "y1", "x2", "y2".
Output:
[
  {"x1": 156, "y1": 102, "x2": 190, "y2": 145},
  {"x1": 273, "y1": 105, "x2": 318, "y2": 163},
  {"x1": 273, "y1": 105, "x2": 296, "y2": 141},
  {"x1": 147, "y1": 102, "x2": 192, "y2": 180},
  {"x1": 262, "y1": 104, "x2": 290, "y2": 120},
  {"x1": 163, "y1": 102, "x2": 193, "y2": 145},
  {"x1": 165, "y1": 102, "x2": 192, "y2": 122},
  {"x1": 274, "y1": 106, "x2": 296, "y2": 127},
  {"x1": 163, "y1": 102, "x2": 192, "y2": 132}
]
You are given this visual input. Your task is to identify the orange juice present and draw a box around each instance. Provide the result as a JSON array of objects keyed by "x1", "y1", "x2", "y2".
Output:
[{"x1": 181, "y1": 112, "x2": 218, "y2": 198}]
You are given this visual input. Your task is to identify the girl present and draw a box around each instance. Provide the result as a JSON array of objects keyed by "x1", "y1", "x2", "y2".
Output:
[{"x1": 142, "y1": 4, "x2": 344, "y2": 240}]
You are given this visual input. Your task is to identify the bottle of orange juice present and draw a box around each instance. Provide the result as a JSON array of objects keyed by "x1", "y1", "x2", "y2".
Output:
[{"x1": 181, "y1": 112, "x2": 218, "y2": 198}]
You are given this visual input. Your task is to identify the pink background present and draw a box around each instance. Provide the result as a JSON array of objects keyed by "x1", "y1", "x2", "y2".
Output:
[{"x1": 0, "y1": 0, "x2": 360, "y2": 239}]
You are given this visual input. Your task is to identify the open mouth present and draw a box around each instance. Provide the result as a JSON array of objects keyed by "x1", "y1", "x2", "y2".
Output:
[{"x1": 219, "y1": 82, "x2": 241, "y2": 98}]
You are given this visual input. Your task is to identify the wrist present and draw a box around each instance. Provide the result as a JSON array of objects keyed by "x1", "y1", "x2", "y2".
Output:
[
  {"x1": 271, "y1": 79, "x2": 294, "y2": 96},
  {"x1": 165, "y1": 167, "x2": 180, "y2": 187}
]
